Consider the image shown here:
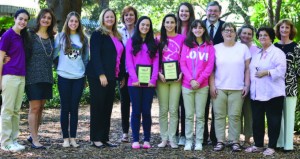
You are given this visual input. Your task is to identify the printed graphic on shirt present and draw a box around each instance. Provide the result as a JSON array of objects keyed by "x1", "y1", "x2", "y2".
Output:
[
  {"x1": 66, "y1": 43, "x2": 81, "y2": 60},
  {"x1": 163, "y1": 39, "x2": 180, "y2": 61},
  {"x1": 186, "y1": 50, "x2": 208, "y2": 61}
]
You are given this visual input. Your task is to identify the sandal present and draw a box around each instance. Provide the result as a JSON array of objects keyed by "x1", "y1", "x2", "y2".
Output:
[
  {"x1": 245, "y1": 146, "x2": 264, "y2": 153},
  {"x1": 214, "y1": 142, "x2": 225, "y2": 151},
  {"x1": 231, "y1": 143, "x2": 242, "y2": 152},
  {"x1": 263, "y1": 148, "x2": 275, "y2": 156}
]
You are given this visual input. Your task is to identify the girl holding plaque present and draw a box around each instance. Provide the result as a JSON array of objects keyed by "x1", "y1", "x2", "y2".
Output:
[
  {"x1": 176, "y1": 2, "x2": 195, "y2": 146},
  {"x1": 126, "y1": 16, "x2": 159, "y2": 149},
  {"x1": 86, "y1": 8, "x2": 125, "y2": 148},
  {"x1": 180, "y1": 20, "x2": 215, "y2": 151},
  {"x1": 156, "y1": 14, "x2": 185, "y2": 149}
]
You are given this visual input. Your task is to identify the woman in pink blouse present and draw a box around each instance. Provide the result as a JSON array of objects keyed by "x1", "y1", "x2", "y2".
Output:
[{"x1": 245, "y1": 27, "x2": 286, "y2": 156}]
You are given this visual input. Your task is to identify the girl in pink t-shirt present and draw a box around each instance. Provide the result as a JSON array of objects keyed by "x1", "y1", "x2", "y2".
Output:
[
  {"x1": 180, "y1": 20, "x2": 215, "y2": 151},
  {"x1": 156, "y1": 14, "x2": 185, "y2": 149}
]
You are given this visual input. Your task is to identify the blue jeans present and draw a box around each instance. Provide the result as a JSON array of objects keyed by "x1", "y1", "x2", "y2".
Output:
[
  {"x1": 58, "y1": 75, "x2": 85, "y2": 138},
  {"x1": 128, "y1": 86, "x2": 154, "y2": 142}
]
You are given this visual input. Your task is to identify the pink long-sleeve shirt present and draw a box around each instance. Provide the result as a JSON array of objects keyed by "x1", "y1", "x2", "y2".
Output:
[
  {"x1": 111, "y1": 36, "x2": 124, "y2": 78},
  {"x1": 126, "y1": 39, "x2": 159, "y2": 86},
  {"x1": 250, "y1": 44, "x2": 286, "y2": 101},
  {"x1": 180, "y1": 42, "x2": 215, "y2": 89}
]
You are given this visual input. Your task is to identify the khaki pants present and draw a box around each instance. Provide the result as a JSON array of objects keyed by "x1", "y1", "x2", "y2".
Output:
[
  {"x1": 241, "y1": 95, "x2": 252, "y2": 138},
  {"x1": 182, "y1": 86, "x2": 208, "y2": 144},
  {"x1": 277, "y1": 96, "x2": 297, "y2": 150},
  {"x1": 212, "y1": 90, "x2": 244, "y2": 142},
  {"x1": 0, "y1": 75, "x2": 25, "y2": 146},
  {"x1": 157, "y1": 81, "x2": 181, "y2": 142}
]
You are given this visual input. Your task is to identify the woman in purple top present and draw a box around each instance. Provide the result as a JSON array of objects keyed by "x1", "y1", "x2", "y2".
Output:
[
  {"x1": 126, "y1": 16, "x2": 158, "y2": 149},
  {"x1": 246, "y1": 27, "x2": 286, "y2": 156},
  {"x1": 176, "y1": 2, "x2": 195, "y2": 146},
  {"x1": 157, "y1": 14, "x2": 184, "y2": 149},
  {"x1": 237, "y1": 24, "x2": 260, "y2": 147},
  {"x1": 0, "y1": 9, "x2": 30, "y2": 152},
  {"x1": 86, "y1": 8, "x2": 125, "y2": 148}
]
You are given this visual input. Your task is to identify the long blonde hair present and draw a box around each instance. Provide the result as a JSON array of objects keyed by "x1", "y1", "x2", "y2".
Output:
[{"x1": 97, "y1": 8, "x2": 121, "y2": 39}]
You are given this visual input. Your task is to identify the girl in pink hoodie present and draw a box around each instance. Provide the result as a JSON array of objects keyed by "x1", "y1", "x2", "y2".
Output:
[
  {"x1": 126, "y1": 16, "x2": 159, "y2": 149},
  {"x1": 180, "y1": 20, "x2": 215, "y2": 151}
]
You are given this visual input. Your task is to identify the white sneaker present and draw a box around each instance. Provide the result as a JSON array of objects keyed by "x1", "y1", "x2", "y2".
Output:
[
  {"x1": 184, "y1": 143, "x2": 192, "y2": 151},
  {"x1": 178, "y1": 136, "x2": 186, "y2": 146},
  {"x1": 13, "y1": 141, "x2": 25, "y2": 150},
  {"x1": 169, "y1": 141, "x2": 179, "y2": 149},
  {"x1": 157, "y1": 140, "x2": 167, "y2": 148},
  {"x1": 194, "y1": 143, "x2": 203, "y2": 151},
  {"x1": 1, "y1": 143, "x2": 21, "y2": 152}
]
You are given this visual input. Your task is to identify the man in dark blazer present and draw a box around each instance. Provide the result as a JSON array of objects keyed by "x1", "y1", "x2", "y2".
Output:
[{"x1": 202, "y1": 1, "x2": 225, "y2": 146}]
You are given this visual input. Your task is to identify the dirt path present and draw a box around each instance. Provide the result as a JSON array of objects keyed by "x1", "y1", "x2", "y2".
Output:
[{"x1": 1, "y1": 99, "x2": 300, "y2": 158}]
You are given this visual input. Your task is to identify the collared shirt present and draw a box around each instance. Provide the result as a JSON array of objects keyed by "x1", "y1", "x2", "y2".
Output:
[
  {"x1": 206, "y1": 20, "x2": 220, "y2": 38},
  {"x1": 118, "y1": 26, "x2": 134, "y2": 45},
  {"x1": 250, "y1": 44, "x2": 286, "y2": 101}
]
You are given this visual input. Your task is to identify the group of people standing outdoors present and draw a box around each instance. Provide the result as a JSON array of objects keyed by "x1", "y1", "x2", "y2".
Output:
[{"x1": 0, "y1": 0, "x2": 298, "y2": 157}]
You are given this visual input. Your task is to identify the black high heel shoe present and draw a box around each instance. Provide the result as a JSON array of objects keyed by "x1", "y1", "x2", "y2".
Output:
[
  {"x1": 27, "y1": 136, "x2": 33, "y2": 144},
  {"x1": 31, "y1": 143, "x2": 46, "y2": 149},
  {"x1": 91, "y1": 142, "x2": 105, "y2": 148},
  {"x1": 102, "y1": 142, "x2": 117, "y2": 147}
]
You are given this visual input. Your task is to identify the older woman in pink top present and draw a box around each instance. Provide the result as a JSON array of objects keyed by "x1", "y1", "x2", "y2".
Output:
[{"x1": 245, "y1": 27, "x2": 286, "y2": 156}]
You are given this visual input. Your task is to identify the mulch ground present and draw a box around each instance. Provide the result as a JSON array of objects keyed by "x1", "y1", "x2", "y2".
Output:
[{"x1": 1, "y1": 98, "x2": 300, "y2": 158}]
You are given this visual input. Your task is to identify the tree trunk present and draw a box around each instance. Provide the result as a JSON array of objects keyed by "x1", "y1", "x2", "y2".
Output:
[
  {"x1": 267, "y1": 0, "x2": 274, "y2": 26},
  {"x1": 98, "y1": 0, "x2": 109, "y2": 12},
  {"x1": 274, "y1": 0, "x2": 282, "y2": 24},
  {"x1": 46, "y1": 0, "x2": 83, "y2": 32}
]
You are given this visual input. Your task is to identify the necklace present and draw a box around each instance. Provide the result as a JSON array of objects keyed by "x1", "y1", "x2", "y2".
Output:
[{"x1": 37, "y1": 35, "x2": 53, "y2": 57}]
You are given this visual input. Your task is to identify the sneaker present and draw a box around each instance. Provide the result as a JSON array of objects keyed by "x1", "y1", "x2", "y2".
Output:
[
  {"x1": 184, "y1": 143, "x2": 192, "y2": 151},
  {"x1": 121, "y1": 133, "x2": 129, "y2": 142},
  {"x1": 214, "y1": 142, "x2": 225, "y2": 151},
  {"x1": 1, "y1": 143, "x2": 21, "y2": 152},
  {"x1": 194, "y1": 143, "x2": 203, "y2": 151},
  {"x1": 231, "y1": 143, "x2": 242, "y2": 152},
  {"x1": 169, "y1": 141, "x2": 178, "y2": 149},
  {"x1": 62, "y1": 139, "x2": 70, "y2": 147},
  {"x1": 13, "y1": 141, "x2": 25, "y2": 150},
  {"x1": 178, "y1": 136, "x2": 186, "y2": 146},
  {"x1": 143, "y1": 141, "x2": 151, "y2": 149},
  {"x1": 132, "y1": 142, "x2": 140, "y2": 149},
  {"x1": 157, "y1": 140, "x2": 167, "y2": 148},
  {"x1": 245, "y1": 146, "x2": 264, "y2": 153},
  {"x1": 263, "y1": 148, "x2": 275, "y2": 156}
]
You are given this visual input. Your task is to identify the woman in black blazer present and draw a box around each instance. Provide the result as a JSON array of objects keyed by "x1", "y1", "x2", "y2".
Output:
[{"x1": 86, "y1": 8, "x2": 125, "y2": 148}]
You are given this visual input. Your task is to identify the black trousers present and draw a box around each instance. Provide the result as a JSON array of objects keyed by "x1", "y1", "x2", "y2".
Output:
[
  {"x1": 203, "y1": 94, "x2": 217, "y2": 144},
  {"x1": 88, "y1": 76, "x2": 116, "y2": 142},
  {"x1": 251, "y1": 96, "x2": 284, "y2": 148},
  {"x1": 176, "y1": 94, "x2": 185, "y2": 136},
  {"x1": 117, "y1": 74, "x2": 131, "y2": 134}
]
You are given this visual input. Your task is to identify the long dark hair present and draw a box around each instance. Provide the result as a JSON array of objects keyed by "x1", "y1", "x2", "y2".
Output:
[
  {"x1": 34, "y1": 8, "x2": 56, "y2": 39},
  {"x1": 61, "y1": 11, "x2": 86, "y2": 54},
  {"x1": 177, "y1": 2, "x2": 195, "y2": 35},
  {"x1": 159, "y1": 14, "x2": 177, "y2": 65},
  {"x1": 14, "y1": 9, "x2": 31, "y2": 59},
  {"x1": 185, "y1": 20, "x2": 211, "y2": 48},
  {"x1": 131, "y1": 16, "x2": 157, "y2": 58}
]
